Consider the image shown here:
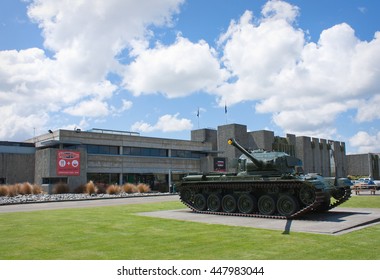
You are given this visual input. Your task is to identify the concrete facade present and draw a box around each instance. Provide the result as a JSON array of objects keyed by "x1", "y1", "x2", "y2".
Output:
[
  {"x1": 0, "y1": 142, "x2": 35, "y2": 184},
  {"x1": 213, "y1": 124, "x2": 347, "y2": 177},
  {"x1": 26, "y1": 129, "x2": 215, "y2": 192},
  {"x1": 347, "y1": 153, "x2": 380, "y2": 179}
]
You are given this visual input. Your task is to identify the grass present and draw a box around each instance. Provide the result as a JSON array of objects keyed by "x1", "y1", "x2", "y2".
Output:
[{"x1": 0, "y1": 196, "x2": 379, "y2": 260}]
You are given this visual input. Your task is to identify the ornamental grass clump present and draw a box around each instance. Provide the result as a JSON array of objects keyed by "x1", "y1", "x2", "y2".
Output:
[
  {"x1": 19, "y1": 182, "x2": 33, "y2": 195},
  {"x1": 137, "y1": 183, "x2": 151, "y2": 193},
  {"x1": 0, "y1": 185, "x2": 9, "y2": 197},
  {"x1": 53, "y1": 182, "x2": 69, "y2": 194},
  {"x1": 0, "y1": 183, "x2": 44, "y2": 197},
  {"x1": 85, "y1": 180, "x2": 97, "y2": 195},
  {"x1": 32, "y1": 184, "x2": 43, "y2": 194},
  {"x1": 106, "y1": 184, "x2": 121, "y2": 195},
  {"x1": 7, "y1": 184, "x2": 19, "y2": 197},
  {"x1": 122, "y1": 183, "x2": 138, "y2": 193}
]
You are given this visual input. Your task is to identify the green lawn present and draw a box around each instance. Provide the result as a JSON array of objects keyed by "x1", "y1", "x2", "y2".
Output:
[{"x1": 0, "y1": 196, "x2": 379, "y2": 260}]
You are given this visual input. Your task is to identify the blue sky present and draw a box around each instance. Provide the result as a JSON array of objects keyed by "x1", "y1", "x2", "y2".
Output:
[{"x1": 0, "y1": 0, "x2": 379, "y2": 154}]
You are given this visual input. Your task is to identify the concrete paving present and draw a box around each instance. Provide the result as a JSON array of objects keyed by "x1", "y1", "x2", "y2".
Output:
[{"x1": 138, "y1": 207, "x2": 380, "y2": 235}]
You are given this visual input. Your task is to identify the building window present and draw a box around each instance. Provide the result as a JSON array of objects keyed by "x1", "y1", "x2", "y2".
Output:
[
  {"x1": 87, "y1": 173, "x2": 119, "y2": 185},
  {"x1": 42, "y1": 177, "x2": 68, "y2": 184},
  {"x1": 87, "y1": 144, "x2": 119, "y2": 155},
  {"x1": 62, "y1": 144, "x2": 80, "y2": 150},
  {"x1": 123, "y1": 146, "x2": 168, "y2": 157},
  {"x1": 171, "y1": 149, "x2": 205, "y2": 158}
]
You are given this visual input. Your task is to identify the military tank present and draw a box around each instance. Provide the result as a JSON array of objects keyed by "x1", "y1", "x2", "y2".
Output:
[{"x1": 178, "y1": 138, "x2": 351, "y2": 219}]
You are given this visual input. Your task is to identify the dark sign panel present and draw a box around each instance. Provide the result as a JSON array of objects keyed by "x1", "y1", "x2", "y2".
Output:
[
  {"x1": 56, "y1": 150, "x2": 80, "y2": 176},
  {"x1": 214, "y1": 157, "x2": 226, "y2": 172}
]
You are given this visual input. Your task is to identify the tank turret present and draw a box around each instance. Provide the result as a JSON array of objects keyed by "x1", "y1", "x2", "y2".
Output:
[
  {"x1": 227, "y1": 138, "x2": 301, "y2": 176},
  {"x1": 178, "y1": 138, "x2": 351, "y2": 219}
]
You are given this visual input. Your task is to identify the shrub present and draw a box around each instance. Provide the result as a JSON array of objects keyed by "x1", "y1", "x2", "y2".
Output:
[
  {"x1": 8, "y1": 184, "x2": 19, "y2": 197},
  {"x1": 0, "y1": 185, "x2": 9, "y2": 197},
  {"x1": 96, "y1": 184, "x2": 107, "y2": 194},
  {"x1": 106, "y1": 184, "x2": 121, "y2": 195},
  {"x1": 122, "y1": 183, "x2": 137, "y2": 193},
  {"x1": 137, "y1": 183, "x2": 151, "y2": 193},
  {"x1": 84, "y1": 181, "x2": 97, "y2": 195},
  {"x1": 53, "y1": 182, "x2": 69, "y2": 194},
  {"x1": 19, "y1": 182, "x2": 33, "y2": 195},
  {"x1": 73, "y1": 184, "x2": 86, "y2": 194},
  {"x1": 32, "y1": 184, "x2": 44, "y2": 194}
]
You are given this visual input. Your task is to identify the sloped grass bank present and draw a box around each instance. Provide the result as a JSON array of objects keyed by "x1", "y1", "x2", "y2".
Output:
[{"x1": 0, "y1": 197, "x2": 379, "y2": 260}]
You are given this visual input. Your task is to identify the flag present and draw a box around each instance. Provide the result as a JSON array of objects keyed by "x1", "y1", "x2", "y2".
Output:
[
  {"x1": 224, "y1": 103, "x2": 227, "y2": 114},
  {"x1": 197, "y1": 107, "x2": 199, "y2": 117}
]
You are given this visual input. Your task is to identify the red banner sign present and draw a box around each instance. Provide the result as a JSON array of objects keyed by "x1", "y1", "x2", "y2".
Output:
[{"x1": 57, "y1": 150, "x2": 80, "y2": 176}]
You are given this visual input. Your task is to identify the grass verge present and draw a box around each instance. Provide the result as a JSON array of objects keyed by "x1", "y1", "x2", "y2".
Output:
[{"x1": 0, "y1": 196, "x2": 379, "y2": 260}]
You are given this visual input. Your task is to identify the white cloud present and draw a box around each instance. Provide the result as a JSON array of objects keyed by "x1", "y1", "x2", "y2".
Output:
[
  {"x1": 216, "y1": 7, "x2": 305, "y2": 103},
  {"x1": 355, "y1": 94, "x2": 380, "y2": 122},
  {"x1": 349, "y1": 131, "x2": 380, "y2": 153},
  {"x1": 214, "y1": 0, "x2": 380, "y2": 141},
  {"x1": 131, "y1": 113, "x2": 193, "y2": 132},
  {"x1": 124, "y1": 36, "x2": 227, "y2": 98},
  {"x1": 63, "y1": 99, "x2": 110, "y2": 117},
  {"x1": 2, "y1": 0, "x2": 380, "y2": 152},
  {"x1": 0, "y1": 0, "x2": 184, "y2": 140},
  {"x1": 121, "y1": 99, "x2": 133, "y2": 111},
  {"x1": 0, "y1": 104, "x2": 49, "y2": 140}
]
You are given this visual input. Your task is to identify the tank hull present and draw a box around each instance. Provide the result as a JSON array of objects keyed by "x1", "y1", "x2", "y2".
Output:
[{"x1": 178, "y1": 175, "x2": 351, "y2": 219}]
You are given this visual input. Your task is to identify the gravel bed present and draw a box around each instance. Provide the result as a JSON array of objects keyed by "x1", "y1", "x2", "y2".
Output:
[{"x1": 0, "y1": 192, "x2": 175, "y2": 206}]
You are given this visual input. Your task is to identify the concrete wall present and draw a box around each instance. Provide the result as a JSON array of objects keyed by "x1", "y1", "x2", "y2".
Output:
[
  {"x1": 34, "y1": 147, "x2": 88, "y2": 192},
  {"x1": 347, "y1": 153, "x2": 380, "y2": 179},
  {"x1": 0, "y1": 153, "x2": 35, "y2": 184},
  {"x1": 248, "y1": 130, "x2": 275, "y2": 151},
  {"x1": 295, "y1": 136, "x2": 346, "y2": 177},
  {"x1": 217, "y1": 124, "x2": 248, "y2": 172},
  {"x1": 191, "y1": 128, "x2": 217, "y2": 151}
]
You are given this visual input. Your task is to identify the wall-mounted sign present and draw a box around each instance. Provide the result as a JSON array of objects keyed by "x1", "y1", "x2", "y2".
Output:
[
  {"x1": 214, "y1": 157, "x2": 226, "y2": 172},
  {"x1": 57, "y1": 150, "x2": 80, "y2": 176}
]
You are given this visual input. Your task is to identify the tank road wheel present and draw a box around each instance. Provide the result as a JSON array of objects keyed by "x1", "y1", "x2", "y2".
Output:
[
  {"x1": 299, "y1": 186, "x2": 316, "y2": 205},
  {"x1": 222, "y1": 194, "x2": 237, "y2": 213},
  {"x1": 193, "y1": 193, "x2": 207, "y2": 211},
  {"x1": 180, "y1": 188, "x2": 193, "y2": 203},
  {"x1": 238, "y1": 194, "x2": 257, "y2": 214},
  {"x1": 258, "y1": 195, "x2": 276, "y2": 215},
  {"x1": 207, "y1": 193, "x2": 222, "y2": 212},
  {"x1": 277, "y1": 194, "x2": 300, "y2": 217}
]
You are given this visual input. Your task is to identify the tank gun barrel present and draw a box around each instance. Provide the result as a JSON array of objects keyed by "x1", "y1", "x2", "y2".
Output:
[{"x1": 228, "y1": 138, "x2": 263, "y2": 168}]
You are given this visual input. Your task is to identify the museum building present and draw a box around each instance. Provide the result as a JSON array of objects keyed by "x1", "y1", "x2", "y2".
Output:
[{"x1": 1, "y1": 123, "x2": 376, "y2": 193}]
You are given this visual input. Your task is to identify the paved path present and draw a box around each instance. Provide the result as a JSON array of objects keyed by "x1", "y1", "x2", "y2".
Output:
[
  {"x1": 139, "y1": 207, "x2": 380, "y2": 235},
  {"x1": 0, "y1": 194, "x2": 179, "y2": 213}
]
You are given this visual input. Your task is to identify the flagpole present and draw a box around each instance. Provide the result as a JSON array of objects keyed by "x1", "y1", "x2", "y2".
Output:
[
  {"x1": 197, "y1": 107, "x2": 200, "y2": 128},
  {"x1": 225, "y1": 102, "x2": 228, "y2": 124}
]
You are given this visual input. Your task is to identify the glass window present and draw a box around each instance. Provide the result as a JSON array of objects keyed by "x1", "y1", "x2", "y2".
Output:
[
  {"x1": 172, "y1": 149, "x2": 201, "y2": 158},
  {"x1": 109, "y1": 146, "x2": 119, "y2": 155},
  {"x1": 87, "y1": 145, "x2": 119, "y2": 155},
  {"x1": 130, "y1": 147, "x2": 141, "y2": 156},
  {"x1": 123, "y1": 146, "x2": 168, "y2": 157}
]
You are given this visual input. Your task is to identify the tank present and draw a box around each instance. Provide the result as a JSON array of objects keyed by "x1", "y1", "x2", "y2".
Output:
[{"x1": 178, "y1": 138, "x2": 351, "y2": 219}]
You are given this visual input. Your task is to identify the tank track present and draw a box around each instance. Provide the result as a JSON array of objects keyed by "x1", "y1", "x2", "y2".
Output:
[
  {"x1": 179, "y1": 181, "x2": 327, "y2": 220},
  {"x1": 328, "y1": 186, "x2": 352, "y2": 210}
]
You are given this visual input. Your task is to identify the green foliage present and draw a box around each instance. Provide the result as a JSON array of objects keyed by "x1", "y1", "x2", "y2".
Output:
[{"x1": 0, "y1": 197, "x2": 379, "y2": 260}]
